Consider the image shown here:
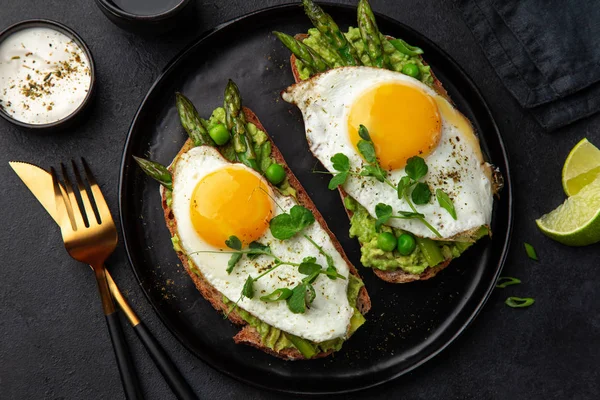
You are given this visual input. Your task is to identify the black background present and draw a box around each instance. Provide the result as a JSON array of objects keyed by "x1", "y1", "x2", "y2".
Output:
[{"x1": 0, "y1": 1, "x2": 598, "y2": 399}]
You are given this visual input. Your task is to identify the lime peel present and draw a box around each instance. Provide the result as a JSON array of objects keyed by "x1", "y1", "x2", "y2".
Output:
[
  {"x1": 537, "y1": 176, "x2": 600, "y2": 246},
  {"x1": 562, "y1": 138, "x2": 600, "y2": 196}
]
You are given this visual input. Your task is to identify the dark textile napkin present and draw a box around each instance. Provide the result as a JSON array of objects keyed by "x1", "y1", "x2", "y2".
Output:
[{"x1": 455, "y1": 0, "x2": 600, "y2": 130}]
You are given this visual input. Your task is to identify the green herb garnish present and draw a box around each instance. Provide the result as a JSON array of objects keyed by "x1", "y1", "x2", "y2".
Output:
[
  {"x1": 411, "y1": 182, "x2": 432, "y2": 205},
  {"x1": 298, "y1": 256, "x2": 322, "y2": 275},
  {"x1": 260, "y1": 288, "x2": 293, "y2": 302},
  {"x1": 324, "y1": 125, "x2": 447, "y2": 237},
  {"x1": 226, "y1": 253, "x2": 243, "y2": 274},
  {"x1": 374, "y1": 202, "x2": 424, "y2": 232},
  {"x1": 496, "y1": 276, "x2": 521, "y2": 288},
  {"x1": 524, "y1": 242, "x2": 538, "y2": 261},
  {"x1": 197, "y1": 205, "x2": 345, "y2": 315},
  {"x1": 328, "y1": 153, "x2": 351, "y2": 189},
  {"x1": 302, "y1": 233, "x2": 341, "y2": 279},
  {"x1": 505, "y1": 297, "x2": 535, "y2": 308},
  {"x1": 288, "y1": 283, "x2": 310, "y2": 314},
  {"x1": 388, "y1": 38, "x2": 424, "y2": 56},
  {"x1": 393, "y1": 156, "x2": 442, "y2": 237},
  {"x1": 225, "y1": 235, "x2": 242, "y2": 250},
  {"x1": 436, "y1": 189, "x2": 457, "y2": 220},
  {"x1": 242, "y1": 276, "x2": 255, "y2": 298},
  {"x1": 405, "y1": 155, "x2": 428, "y2": 180},
  {"x1": 356, "y1": 125, "x2": 388, "y2": 184},
  {"x1": 269, "y1": 205, "x2": 315, "y2": 240},
  {"x1": 247, "y1": 241, "x2": 271, "y2": 260}
]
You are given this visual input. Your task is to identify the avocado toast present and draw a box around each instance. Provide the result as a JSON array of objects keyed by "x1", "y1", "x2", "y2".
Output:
[
  {"x1": 276, "y1": 0, "x2": 499, "y2": 283},
  {"x1": 135, "y1": 80, "x2": 370, "y2": 360}
]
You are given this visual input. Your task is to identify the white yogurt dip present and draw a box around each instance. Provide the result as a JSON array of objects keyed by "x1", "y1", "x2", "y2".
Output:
[{"x1": 0, "y1": 26, "x2": 92, "y2": 125}]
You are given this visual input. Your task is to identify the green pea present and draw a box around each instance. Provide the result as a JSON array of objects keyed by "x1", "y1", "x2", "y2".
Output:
[
  {"x1": 397, "y1": 233, "x2": 416, "y2": 255},
  {"x1": 377, "y1": 232, "x2": 397, "y2": 252},
  {"x1": 265, "y1": 163, "x2": 286, "y2": 185},
  {"x1": 401, "y1": 63, "x2": 420, "y2": 79},
  {"x1": 208, "y1": 123, "x2": 230, "y2": 145}
]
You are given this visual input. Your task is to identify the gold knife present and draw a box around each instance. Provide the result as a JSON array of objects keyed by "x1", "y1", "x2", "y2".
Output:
[
  {"x1": 9, "y1": 161, "x2": 198, "y2": 399},
  {"x1": 9, "y1": 161, "x2": 139, "y2": 325}
]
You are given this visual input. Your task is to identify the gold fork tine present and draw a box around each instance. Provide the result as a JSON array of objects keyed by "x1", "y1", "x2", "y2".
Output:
[
  {"x1": 60, "y1": 163, "x2": 86, "y2": 230},
  {"x1": 71, "y1": 160, "x2": 99, "y2": 226},
  {"x1": 82, "y1": 158, "x2": 114, "y2": 225},
  {"x1": 51, "y1": 167, "x2": 76, "y2": 231},
  {"x1": 50, "y1": 160, "x2": 189, "y2": 399}
]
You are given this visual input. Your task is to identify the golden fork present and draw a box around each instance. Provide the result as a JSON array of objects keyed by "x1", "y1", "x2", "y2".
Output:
[
  {"x1": 10, "y1": 159, "x2": 196, "y2": 399},
  {"x1": 51, "y1": 160, "x2": 143, "y2": 400}
]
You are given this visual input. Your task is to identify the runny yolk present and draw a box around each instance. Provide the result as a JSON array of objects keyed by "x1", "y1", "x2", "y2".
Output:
[
  {"x1": 348, "y1": 83, "x2": 442, "y2": 170},
  {"x1": 190, "y1": 166, "x2": 273, "y2": 249}
]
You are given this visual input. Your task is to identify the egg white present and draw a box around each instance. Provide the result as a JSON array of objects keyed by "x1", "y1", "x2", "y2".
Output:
[
  {"x1": 282, "y1": 66, "x2": 493, "y2": 239},
  {"x1": 169, "y1": 146, "x2": 354, "y2": 343}
]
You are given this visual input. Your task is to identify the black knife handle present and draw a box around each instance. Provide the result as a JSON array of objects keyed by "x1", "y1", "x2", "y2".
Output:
[
  {"x1": 133, "y1": 322, "x2": 198, "y2": 400},
  {"x1": 106, "y1": 312, "x2": 145, "y2": 400}
]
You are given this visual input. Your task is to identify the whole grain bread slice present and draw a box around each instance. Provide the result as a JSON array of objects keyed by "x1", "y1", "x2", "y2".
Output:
[
  {"x1": 161, "y1": 106, "x2": 371, "y2": 360},
  {"x1": 287, "y1": 33, "x2": 453, "y2": 283}
]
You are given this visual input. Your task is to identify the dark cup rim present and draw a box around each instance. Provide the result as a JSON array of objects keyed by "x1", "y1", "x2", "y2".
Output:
[
  {"x1": 0, "y1": 19, "x2": 96, "y2": 130},
  {"x1": 95, "y1": 0, "x2": 190, "y2": 21}
]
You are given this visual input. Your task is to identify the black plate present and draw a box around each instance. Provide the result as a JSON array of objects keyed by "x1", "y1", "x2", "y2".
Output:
[{"x1": 119, "y1": 3, "x2": 513, "y2": 395}]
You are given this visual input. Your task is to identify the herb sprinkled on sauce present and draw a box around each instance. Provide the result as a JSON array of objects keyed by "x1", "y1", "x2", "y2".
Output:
[{"x1": 0, "y1": 27, "x2": 91, "y2": 124}]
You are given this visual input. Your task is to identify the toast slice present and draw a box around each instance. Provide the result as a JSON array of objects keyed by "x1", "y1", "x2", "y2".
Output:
[
  {"x1": 161, "y1": 106, "x2": 371, "y2": 360},
  {"x1": 288, "y1": 34, "x2": 456, "y2": 284}
]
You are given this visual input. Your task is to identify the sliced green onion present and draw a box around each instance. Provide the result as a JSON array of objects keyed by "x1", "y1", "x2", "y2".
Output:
[
  {"x1": 496, "y1": 276, "x2": 521, "y2": 288},
  {"x1": 416, "y1": 237, "x2": 444, "y2": 266},
  {"x1": 260, "y1": 288, "x2": 293, "y2": 302},
  {"x1": 388, "y1": 38, "x2": 424, "y2": 56},
  {"x1": 287, "y1": 334, "x2": 317, "y2": 359},
  {"x1": 505, "y1": 297, "x2": 535, "y2": 308},
  {"x1": 524, "y1": 242, "x2": 538, "y2": 260}
]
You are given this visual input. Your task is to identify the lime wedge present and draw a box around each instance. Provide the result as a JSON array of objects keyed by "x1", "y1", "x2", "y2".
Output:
[
  {"x1": 562, "y1": 138, "x2": 600, "y2": 196},
  {"x1": 537, "y1": 176, "x2": 600, "y2": 246}
]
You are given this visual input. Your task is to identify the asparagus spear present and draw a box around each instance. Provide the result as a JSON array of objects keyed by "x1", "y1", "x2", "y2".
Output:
[
  {"x1": 224, "y1": 80, "x2": 259, "y2": 171},
  {"x1": 133, "y1": 156, "x2": 172, "y2": 190},
  {"x1": 273, "y1": 31, "x2": 330, "y2": 72},
  {"x1": 175, "y1": 92, "x2": 215, "y2": 147},
  {"x1": 302, "y1": 0, "x2": 360, "y2": 66},
  {"x1": 357, "y1": 0, "x2": 390, "y2": 69}
]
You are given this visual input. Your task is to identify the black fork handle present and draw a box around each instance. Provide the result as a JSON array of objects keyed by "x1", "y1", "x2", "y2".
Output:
[
  {"x1": 133, "y1": 322, "x2": 198, "y2": 400},
  {"x1": 95, "y1": 266, "x2": 144, "y2": 400},
  {"x1": 106, "y1": 311, "x2": 145, "y2": 400},
  {"x1": 105, "y1": 270, "x2": 197, "y2": 400}
]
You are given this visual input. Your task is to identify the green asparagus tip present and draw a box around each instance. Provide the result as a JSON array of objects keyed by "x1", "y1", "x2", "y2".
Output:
[{"x1": 133, "y1": 155, "x2": 173, "y2": 190}]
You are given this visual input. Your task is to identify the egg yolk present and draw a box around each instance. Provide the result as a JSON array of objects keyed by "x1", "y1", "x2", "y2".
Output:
[
  {"x1": 189, "y1": 166, "x2": 273, "y2": 249},
  {"x1": 348, "y1": 83, "x2": 442, "y2": 170}
]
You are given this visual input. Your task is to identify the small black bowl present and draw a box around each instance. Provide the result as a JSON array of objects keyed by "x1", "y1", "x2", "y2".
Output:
[
  {"x1": 94, "y1": 0, "x2": 192, "y2": 34},
  {"x1": 0, "y1": 19, "x2": 96, "y2": 132}
]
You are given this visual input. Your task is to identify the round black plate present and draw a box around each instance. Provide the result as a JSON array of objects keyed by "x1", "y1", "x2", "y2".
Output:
[{"x1": 119, "y1": 3, "x2": 513, "y2": 395}]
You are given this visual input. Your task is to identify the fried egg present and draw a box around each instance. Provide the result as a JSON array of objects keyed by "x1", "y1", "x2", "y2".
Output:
[
  {"x1": 282, "y1": 66, "x2": 493, "y2": 239},
  {"x1": 169, "y1": 146, "x2": 353, "y2": 342}
]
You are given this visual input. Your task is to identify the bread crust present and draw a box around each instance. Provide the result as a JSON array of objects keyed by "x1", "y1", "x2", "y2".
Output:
[
  {"x1": 161, "y1": 107, "x2": 370, "y2": 360},
  {"x1": 288, "y1": 33, "x2": 454, "y2": 283}
]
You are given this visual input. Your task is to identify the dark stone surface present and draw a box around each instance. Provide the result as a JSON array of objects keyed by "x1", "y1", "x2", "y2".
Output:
[{"x1": 0, "y1": 1, "x2": 598, "y2": 399}]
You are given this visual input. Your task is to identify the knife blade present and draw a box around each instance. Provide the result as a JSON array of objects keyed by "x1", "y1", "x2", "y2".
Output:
[
  {"x1": 9, "y1": 160, "x2": 140, "y2": 321},
  {"x1": 9, "y1": 160, "x2": 142, "y2": 317},
  {"x1": 9, "y1": 161, "x2": 65, "y2": 224},
  {"x1": 9, "y1": 161, "x2": 198, "y2": 399}
]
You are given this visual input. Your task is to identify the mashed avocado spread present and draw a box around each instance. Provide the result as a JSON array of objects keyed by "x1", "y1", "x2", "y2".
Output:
[
  {"x1": 199, "y1": 107, "x2": 296, "y2": 197},
  {"x1": 222, "y1": 273, "x2": 364, "y2": 359},
  {"x1": 345, "y1": 197, "x2": 488, "y2": 275},
  {"x1": 172, "y1": 232, "x2": 365, "y2": 359},
  {"x1": 296, "y1": 27, "x2": 433, "y2": 86}
]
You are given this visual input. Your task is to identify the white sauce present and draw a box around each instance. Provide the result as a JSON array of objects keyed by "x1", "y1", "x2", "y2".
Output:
[{"x1": 0, "y1": 27, "x2": 92, "y2": 125}]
